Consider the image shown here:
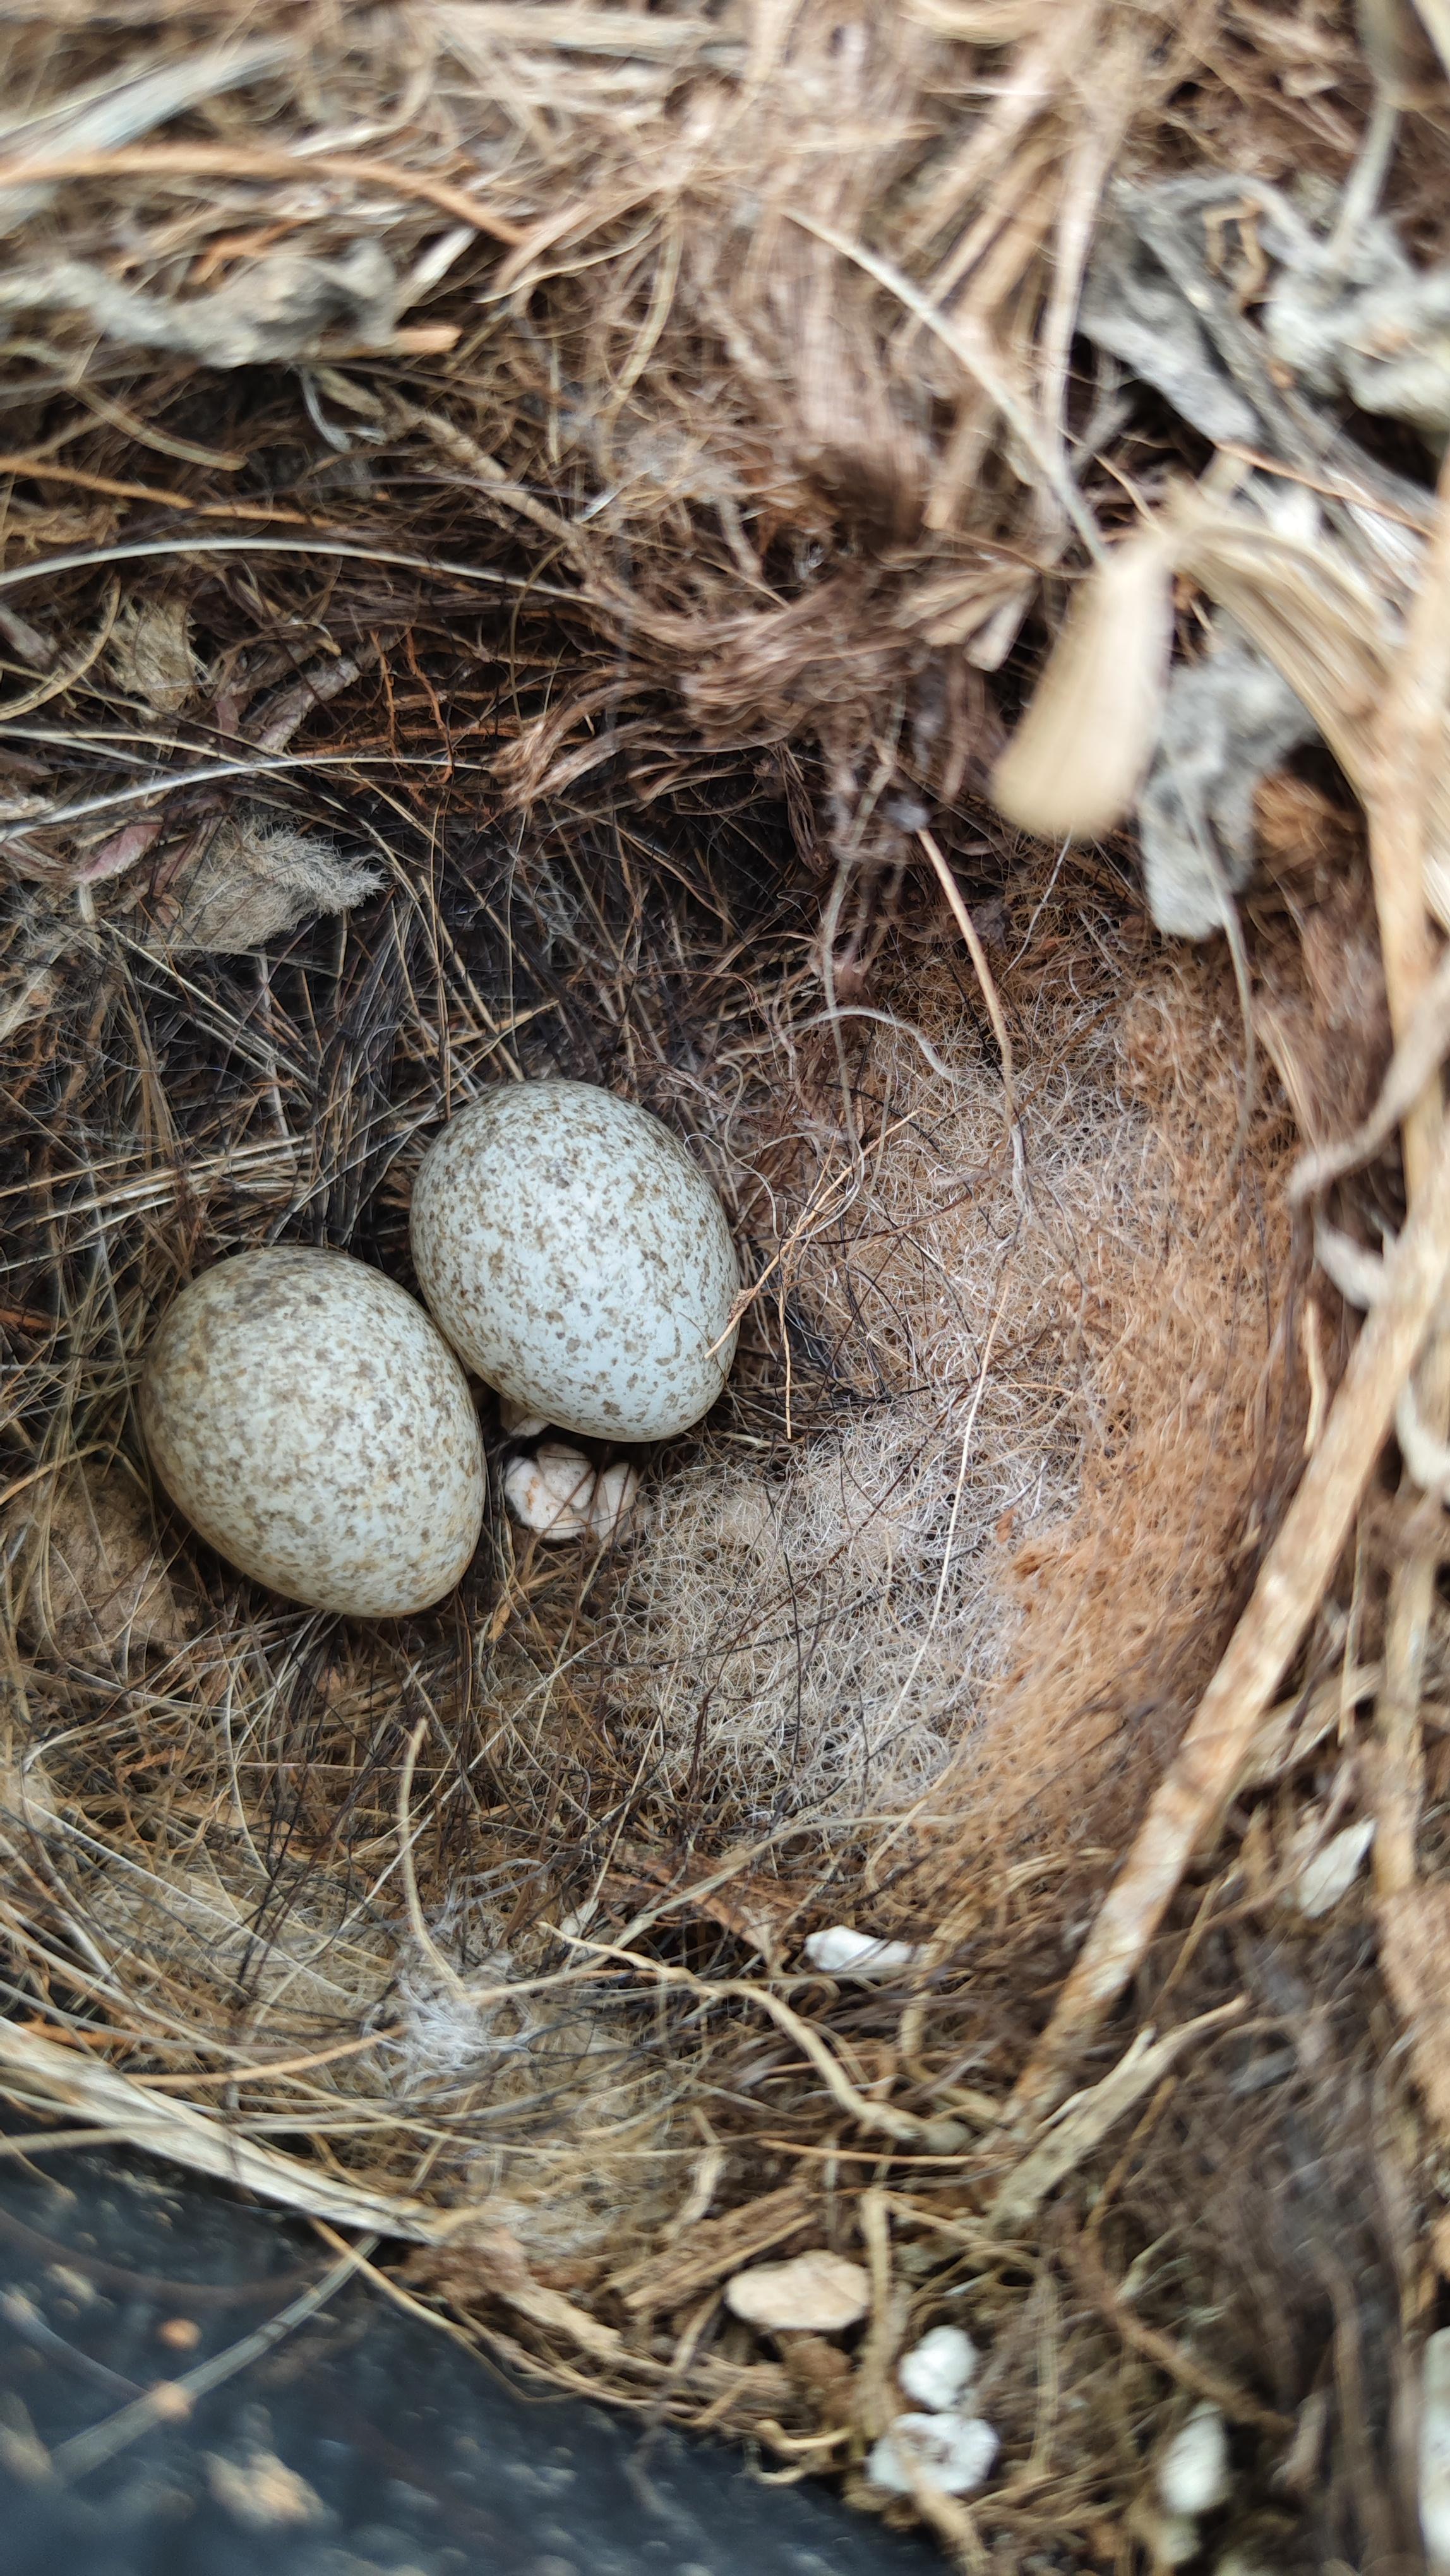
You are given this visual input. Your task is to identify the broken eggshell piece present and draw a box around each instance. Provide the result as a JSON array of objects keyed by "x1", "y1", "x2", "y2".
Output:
[{"x1": 1157, "y1": 2404, "x2": 1231, "y2": 2519}]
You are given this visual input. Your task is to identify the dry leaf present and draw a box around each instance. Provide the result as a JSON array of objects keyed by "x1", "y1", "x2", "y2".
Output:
[
  {"x1": 1294, "y1": 1815, "x2": 1375, "y2": 1916},
  {"x1": 0, "y1": 239, "x2": 401, "y2": 367},
  {"x1": 1137, "y1": 638, "x2": 1317, "y2": 938},
  {"x1": 990, "y1": 2001, "x2": 1245, "y2": 2231},
  {"x1": 991, "y1": 528, "x2": 1175, "y2": 840}
]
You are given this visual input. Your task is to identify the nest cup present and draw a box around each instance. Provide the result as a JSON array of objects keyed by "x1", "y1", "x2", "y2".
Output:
[{"x1": 1, "y1": 5, "x2": 1447, "y2": 2564}]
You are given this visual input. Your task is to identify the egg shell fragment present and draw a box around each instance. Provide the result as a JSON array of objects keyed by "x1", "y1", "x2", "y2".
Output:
[
  {"x1": 140, "y1": 1249, "x2": 485, "y2": 1618},
  {"x1": 410, "y1": 1081, "x2": 741, "y2": 1442}
]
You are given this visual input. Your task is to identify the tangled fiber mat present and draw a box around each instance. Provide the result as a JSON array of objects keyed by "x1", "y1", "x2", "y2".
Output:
[{"x1": 3, "y1": 3, "x2": 1450, "y2": 2565}]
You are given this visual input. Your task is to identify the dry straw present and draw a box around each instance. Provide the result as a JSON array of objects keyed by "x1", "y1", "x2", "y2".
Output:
[{"x1": 1, "y1": 1, "x2": 1449, "y2": 2565}]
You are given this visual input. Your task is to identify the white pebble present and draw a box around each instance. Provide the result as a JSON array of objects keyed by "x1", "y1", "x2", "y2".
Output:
[
  {"x1": 897, "y1": 2325, "x2": 978, "y2": 2412},
  {"x1": 504, "y1": 1444, "x2": 594, "y2": 1541},
  {"x1": 589, "y1": 1458, "x2": 640, "y2": 1541},
  {"x1": 802, "y1": 1924, "x2": 926, "y2": 1981},
  {"x1": 499, "y1": 1396, "x2": 548, "y2": 1438},
  {"x1": 503, "y1": 1444, "x2": 640, "y2": 1547},
  {"x1": 866, "y1": 2412, "x2": 998, "y2": 2497},
  {"x1": 724, "y1": 2250, "x2": 870, "y2": 2334},
  {"x1": 1295, "y1": 1817, "x2": 1375, "y2": 1917},
  {"x1": 1420, "y1": 2328, "x2": 1450, "y2": 2570},
  {"x1": 1158, "y1": 2404, "x2": 1230, "y2": 2517}
]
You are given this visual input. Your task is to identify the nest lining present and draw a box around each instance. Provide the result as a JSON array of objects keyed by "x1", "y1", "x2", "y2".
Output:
[{"x1": 0, "y1": 1, "x2": 1447, "y2": 2565}]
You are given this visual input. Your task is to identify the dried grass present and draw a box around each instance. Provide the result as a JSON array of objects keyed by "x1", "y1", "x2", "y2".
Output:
[{"x1": 0, "y1": 2, "x2": 1447, "y2": 2567}]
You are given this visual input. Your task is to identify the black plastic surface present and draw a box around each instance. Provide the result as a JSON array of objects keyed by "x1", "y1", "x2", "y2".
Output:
[{"x1": 0, "y1": 2135, "x2": 939, "y2": 2574}]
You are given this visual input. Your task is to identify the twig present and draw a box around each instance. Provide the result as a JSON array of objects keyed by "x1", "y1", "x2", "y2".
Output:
[
  {"x1": 0, "y1": 143, "x2": 524, "y2": 242},
  {"x1": 0, "y1": 2025, "x2": 628, "y2": 2369},
  {"x1": 0, "y1": 2020, "x2": 451, "y2": 2239},
  {"x1": 990, "y1": 2004, "x2": 1244, "y2": 2230},
  {"x1": 554, "y1": 1928, "x2": 960, "y2": 2150},
  {"x1": 1062, "y1": 2221, "x2": 1293, "y2": 2434},
  {"x1": 917, "y1": 826, "x2": 1019, "y2": 1135},
  {"x1": 309, "y1": 2218, "x2": 486, "y2": 2362},
  {"x1": 1007, "y1": 1100, "x2": 1450, "y2": 2121},
  {"x1": 0, "y1": 456, "x2": 315, "y2": 520},
  {"x1": 397, "y1": 1713, "x2": 472, "y2": 2000},
  {"x1": 0, "y1": 532, "x2": 575, "y2": 605},
  {"x1": 784, "y1": 206, "x2": 1103, "y2": 563},
  {"x1": 47, "y1": 2239, "x2": 372, "y2": 2481}
]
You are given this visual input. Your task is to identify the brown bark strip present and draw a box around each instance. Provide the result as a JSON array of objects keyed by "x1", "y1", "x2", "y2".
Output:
[{"x1": 608, "y1": 2182, "x2": 815, "y2": 2313}]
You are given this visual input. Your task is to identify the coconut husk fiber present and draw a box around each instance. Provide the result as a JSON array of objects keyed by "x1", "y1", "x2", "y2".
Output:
[{"x1": 3, "y1": 2, "x2": 1450, "y2": 2566}]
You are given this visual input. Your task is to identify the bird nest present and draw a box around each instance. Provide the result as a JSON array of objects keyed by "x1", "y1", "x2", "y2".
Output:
[{"x1": 3, "y1": 4, "x2": 1450, "y2": 2566}]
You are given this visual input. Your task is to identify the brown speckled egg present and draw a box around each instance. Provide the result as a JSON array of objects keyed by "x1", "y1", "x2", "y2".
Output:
[
  {"x1": 139, "y1": 1249, "x2": 485, "y2": 1616},
  {"x1": 410, "y1": 1082, "x2": 740, "y2": 1441}
]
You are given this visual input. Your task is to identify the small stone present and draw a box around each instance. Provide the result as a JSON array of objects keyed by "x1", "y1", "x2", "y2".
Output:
[
  {"x1": 1158, "y1": 2404, "x2": 1231, "y2": 2517},
  {"x1": 724, "y1": 2250, "x2": 870, "y2": 2334},
  {"x1": 866, "y1": 2412, "x2": 998, "y2": 2497},
  {"x1": 504, "y1": 1443, "x2": 594, "y2": 1541},
  {"x1": 802, "y1": 1924, "x2": 926, "y2": 1981},
  {"x1": 897, "y1": 2324, "x2": 978, "y2": 2412}
]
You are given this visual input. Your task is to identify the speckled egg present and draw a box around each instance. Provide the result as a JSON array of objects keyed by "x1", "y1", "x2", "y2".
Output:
[
  {"x1": 139, "y1": 1249, "x2": 485, "y2": 1617},
  {"x1": 410, "y1": 1082, "x2": 740, "y2": 1441}
]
